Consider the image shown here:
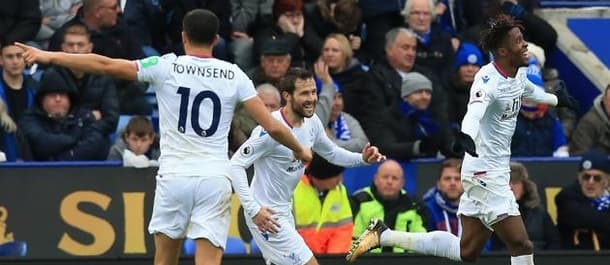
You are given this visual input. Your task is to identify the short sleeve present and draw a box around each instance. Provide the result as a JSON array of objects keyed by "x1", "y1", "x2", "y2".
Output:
[
  {"x1": 234, "y1": 67, "x2": 257, "y2": 103},
  {"x1": 231, "y1": 126, "x2": 276, "y2": 168},
  {"x1": 468, "y1": 74, "x2": 495, "y2": 105},
  {"x1": 136, "y1": 54, "x2": 176, "y2": 86}
]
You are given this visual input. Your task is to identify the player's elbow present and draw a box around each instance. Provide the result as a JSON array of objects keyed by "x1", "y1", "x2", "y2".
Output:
[{"x1": 263, "y1": 122, "x2": 284, "y2": 138}]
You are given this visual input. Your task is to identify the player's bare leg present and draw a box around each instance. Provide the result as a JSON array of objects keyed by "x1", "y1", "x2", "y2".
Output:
[
  {"x1": 194, "y1": 238, "x2": 223, "y2": 265},
  {"x1": 492, "y1": 216, "x2": 534, "y2": 265},
  {"x1": 153, "y1": 233, "x2": 182, "y2": 265},
  {"x1": 195, "y1": 238, "x2": 223, "y2": 265},
  {"x1": 459, "y1": 215, "x2": 493, "y2": 262}
]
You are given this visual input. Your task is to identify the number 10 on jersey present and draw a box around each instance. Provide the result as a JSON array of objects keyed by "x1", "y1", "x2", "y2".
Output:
[{"x1": 176, "y1": 86, "x2": 221, "y2": 137}]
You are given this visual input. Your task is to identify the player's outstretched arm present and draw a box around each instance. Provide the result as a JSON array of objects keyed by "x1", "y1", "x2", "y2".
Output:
[
  {"x1": 243, "y1": 96, "x2": 312, "y2": 163},
  {"x1": 15, "y1": 42, "x2": 137, "y2": 81}
]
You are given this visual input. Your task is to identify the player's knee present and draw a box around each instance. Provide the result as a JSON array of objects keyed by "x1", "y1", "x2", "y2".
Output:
[
  {"x1": 507, "y1": 238, "x2": 533, "y2": 255},
  {"x1": 460, "y1": 246, "x2": 481, "y2": 262}
]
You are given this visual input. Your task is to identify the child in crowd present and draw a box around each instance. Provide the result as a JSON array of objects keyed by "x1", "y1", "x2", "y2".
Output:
[{"x1": 107, "y1": 116, "x2": 160, "y2": 168}]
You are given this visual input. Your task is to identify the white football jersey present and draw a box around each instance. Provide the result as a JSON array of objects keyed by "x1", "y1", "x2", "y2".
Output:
[
  {"x1": 461, "y1": 62, "x2": 556, "y2": 176},
  {"x1": 136, "y1": 54, "x2": 257, "y2": 177},
  {"x1": 231, "y1": 110, "x2": 364, "y2": 213}
]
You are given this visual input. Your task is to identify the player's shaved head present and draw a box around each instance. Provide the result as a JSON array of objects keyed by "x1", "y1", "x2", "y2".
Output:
[{"x1": 183, "y1": 9, "x2": 219, "y2": 46}]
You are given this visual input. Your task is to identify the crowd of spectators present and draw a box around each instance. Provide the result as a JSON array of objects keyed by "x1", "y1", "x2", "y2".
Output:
[{"x1": 0, "y1": 0, "x2": 609, "y2": 254}]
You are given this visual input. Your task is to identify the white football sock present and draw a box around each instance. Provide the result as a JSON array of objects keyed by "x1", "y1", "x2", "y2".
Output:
[
  {"x1": 380, "y1": 230, "x2": 461, "y2": 261},
  {"x1": 511, "y1": 254, "x2": 534, "y2": 265}
]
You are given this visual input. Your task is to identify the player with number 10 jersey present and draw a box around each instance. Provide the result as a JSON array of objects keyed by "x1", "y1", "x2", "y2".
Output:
[{"x1": 137, "y1": 54, "x2": 256, "y2": 177}]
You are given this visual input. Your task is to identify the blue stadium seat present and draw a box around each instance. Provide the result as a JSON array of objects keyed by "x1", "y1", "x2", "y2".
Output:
[
  {"x1": 249, "y1": 239, "x2": 262, "y2": 255},
  {"x1": 183, "y1": 237, "x2": 247, "y2": 256},
  {"x1": 0, "y1": 241, "x2": 27, "y2": 256},
  {"x1": 110, "y1": 115, "x2": 133, "y2": 144},
  {"x1": 225, "y1": 237, "x2": 247, "y2": 254}
]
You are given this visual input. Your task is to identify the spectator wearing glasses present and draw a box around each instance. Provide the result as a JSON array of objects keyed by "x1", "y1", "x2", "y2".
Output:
[{"x1": 555, "y1": 150, "x2": 610, "y2": 250}]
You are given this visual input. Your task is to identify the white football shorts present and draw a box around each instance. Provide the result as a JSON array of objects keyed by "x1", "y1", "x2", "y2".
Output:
[
  {"x1": 148, "y1": 175, "x2": 232, "y2": 249},
  {"x1": 246, "y1": 211, "x2": 313, "y2": 265},
  {"x1": 458, "y1": 171, "x2": 520, "y2": 231}
]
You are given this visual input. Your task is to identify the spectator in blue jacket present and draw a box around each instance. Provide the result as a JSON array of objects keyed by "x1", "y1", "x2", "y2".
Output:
[
  {"x1": 0, "y1": 43, "x2": 37, "y2": 161},
  {"x1": 423, "y1": 158, "x2": 463, "y2": 236}
]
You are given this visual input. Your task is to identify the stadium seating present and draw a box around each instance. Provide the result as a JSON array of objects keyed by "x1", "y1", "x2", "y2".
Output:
[
  {"x1": 183, "y1": 237, "x2": 247, "y2": 256},
  {"x1": 0, "y1": 241, "x2": 27, "y2": 257}
]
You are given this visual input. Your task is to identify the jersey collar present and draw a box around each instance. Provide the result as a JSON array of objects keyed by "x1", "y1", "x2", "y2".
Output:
[
  {"x1": 492, "y1": 61, "x2": 510, "y2": 79},
  {"x1": 280, "y1": 107, "x2": 294, "y2": 128}
]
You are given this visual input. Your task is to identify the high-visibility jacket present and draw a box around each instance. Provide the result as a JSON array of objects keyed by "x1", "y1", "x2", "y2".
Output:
[
  {"x1": 352, "y1": 187, "x2": 427, "y2": 253},
  {"x1": 293, "y1": 176, "x2": 353, "y2": 254}
]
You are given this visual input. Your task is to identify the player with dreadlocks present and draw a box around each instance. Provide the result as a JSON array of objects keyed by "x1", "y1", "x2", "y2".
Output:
[{"x1": 346, "y1": 14, "x2": 578, "y2": 265}]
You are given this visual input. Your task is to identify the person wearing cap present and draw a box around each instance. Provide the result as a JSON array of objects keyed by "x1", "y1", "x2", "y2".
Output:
[
  {"x1": 19, "y1": 71, "x2": 108, "y2": 161},
  {"x1": 293, "y1": 154, "x2": 353, "y2": 254},
  {"x1": 570, "y1": 84, "x2": 610, "y2": 155},
  {"x1": 247, "y1": 38, "x2": 292, "y2": 88},
  {"x1": 555, "y1": 149, "x2": 610, "y2": 250},
  {"x1": 489, "y1": 161, "x2": 560, "y2": 251},
  {"x1": 369, "y1": 71, "x2": 454, "y2": 160},
  {"x1": 511, "y1": 98, "x2": 568, "y2": 157},
  {"x1": 444, "y1": 42, "x2": 483, "y2": 127}
]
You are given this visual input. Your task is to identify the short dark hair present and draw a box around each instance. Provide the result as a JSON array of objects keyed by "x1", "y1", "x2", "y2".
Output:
[
  {"x1": 480, "y1": 14, "x2": 523, "y2": 55},
  {"x1": 182, "y1": 9, "x2": 219, "y2": 46},
  {"x1": 278, "y1": 67, "x2": 314, "y2": 95}
]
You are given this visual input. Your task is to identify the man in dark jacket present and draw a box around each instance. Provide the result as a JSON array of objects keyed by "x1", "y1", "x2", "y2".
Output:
[
  {"x1": 48, "y1": 0, "x2": 143, "y2": 60},
  {"x1": 555, "y1": 150, "x2": 610, "y2": 250},
  {"x1": 19, "y1": 70, "x2": 109, "y2": 161},
  {"x1": 360, "y1": 28, "x2": 448, "y2": 141},
  {"x1": 46, "y1": 23, "x2": 119, "y2": 138}
]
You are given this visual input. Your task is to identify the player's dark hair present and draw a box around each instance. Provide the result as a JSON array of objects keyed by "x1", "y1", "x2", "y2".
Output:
[
  {"x1": 278, "y1": 67, "x2": 314, "y2": 95},
  {"x1": 182, "y1": 9, "x2": 219, "y2": 46},
  {"x1": 480, "y1": 14, "x2": 523, "y2": 55}
]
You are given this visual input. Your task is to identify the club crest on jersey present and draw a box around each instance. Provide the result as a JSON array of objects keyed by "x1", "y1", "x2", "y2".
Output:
[
  {"x1": 482, "y1": 75, "x2": 490, "y2": 83},
  {"x1": 241, "y1": 145, "x2": 253, "y2": 156}
]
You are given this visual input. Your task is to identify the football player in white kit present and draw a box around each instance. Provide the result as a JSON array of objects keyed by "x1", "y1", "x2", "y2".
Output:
[
  {"x1": 17, "y1": 9, "x2": 313, "y2": 265},
  {"x1": 346, "y1": 14, "x2": 578, "y2": 265},
  {"x1": 230, "y1": 68, "x2": 385, "y2": 265}
]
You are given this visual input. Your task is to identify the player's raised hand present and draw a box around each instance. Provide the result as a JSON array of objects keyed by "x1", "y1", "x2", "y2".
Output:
[
  {"x1": 362, "y1": 143, "x2": 386, "y2": 163},
  {"x1": 14, "y1": 42, "x2": 52, "y2": 65},
  {"x1": 294, "y1": 147, "x2": 313, "y2": 163},
  {"x1": 253, "y1": 206, "x2": 280, "y2": 234}
]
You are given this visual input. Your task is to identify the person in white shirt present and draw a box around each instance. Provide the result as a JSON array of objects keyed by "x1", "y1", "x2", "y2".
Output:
[
  {"x1": 231, "y1": 68, "x2": 385, "y2": 265},
  {"x1": 346, "y1": 14, "x2": 578, "y2": 265},
  {"x1": 16, "y1": 9, "x2": 313, "y2": 265}
]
